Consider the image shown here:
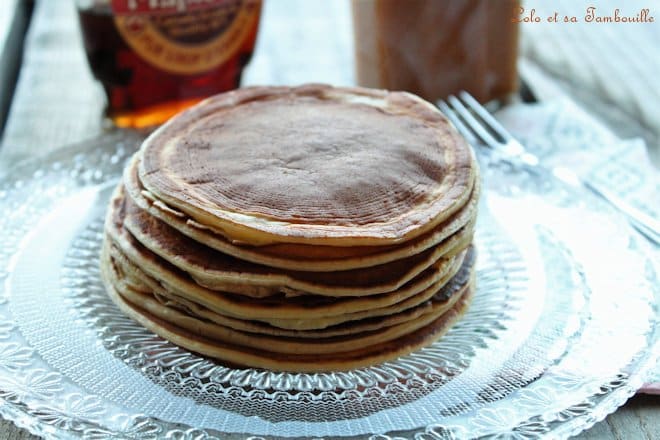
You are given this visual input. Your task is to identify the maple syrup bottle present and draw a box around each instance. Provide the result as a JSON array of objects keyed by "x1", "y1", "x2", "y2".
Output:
[{"x1": 76, "y1": 0, "x2": 262, "y2": 128}]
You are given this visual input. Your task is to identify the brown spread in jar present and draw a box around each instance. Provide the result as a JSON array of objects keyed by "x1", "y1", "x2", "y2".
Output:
[{"x1": 353, "y1": 0, "x2": 520, "y2": 103}]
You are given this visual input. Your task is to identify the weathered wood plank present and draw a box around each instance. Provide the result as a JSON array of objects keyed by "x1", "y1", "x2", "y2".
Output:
[
  {"x1": 575, "y1": 418, "x2": 616, "y2": 440},
  {"x1": 0, "y1": 421, "x2": 37, "y2": 440},
  {"x1": 0, "y1": 0, "x2": 31, "y2": 132},
  {"x1": 0, "y1": 0, "x2": 104, "y2": 173},
  {"x1": 571, "y1": 394, "x2": 660, "y2": 440},
  {"x1": 242, "y1": 0, "x2": 354, "y2": 86},
  {"x1": 606, "y1": 394, "x2": 660, "y2": 440}
]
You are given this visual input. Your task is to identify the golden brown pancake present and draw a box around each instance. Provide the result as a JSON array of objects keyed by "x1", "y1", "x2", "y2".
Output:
[
  {"x1": 103, "y1": 242, "x2": 474, "y2": 355},
  {"x1": 115, "y1": 283, "x2": 469, "y2": 356},
  {"x1": 145, "y1": 249, "x2": 474, "y2": 336},
  {"x1": 138, "y1": 85, "x2": 476, "y2": 246},
  {"x1": 105, "y1": 233, "x2": 473, "y2": 328},
  {"x1": 146, "y1": 289, "x2": 440, "y2": 338},
  {"x1": 109, "y1": 241, "x2": 473, "y2": 330},
  {"x1": 102, "y1": 254, "x2": 475, "y2": 372},
  {"x1": 112, "y1": 186, "x2": 474, "y2": 298},
  {"x1": 124, "y1": 153, "x2": 480, "y2": 272}
]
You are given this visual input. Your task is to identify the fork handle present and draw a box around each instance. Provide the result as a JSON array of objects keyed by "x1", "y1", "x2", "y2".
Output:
[{"x1": 583, "y1": 180, "x2": 660, "y2": 246}]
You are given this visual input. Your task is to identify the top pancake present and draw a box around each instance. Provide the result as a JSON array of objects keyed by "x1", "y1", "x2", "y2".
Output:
[
  {"x1": 139, "y1": 84, "x2": 476, "y2": 246},
  {"x1": 125, "y1": 153, "x2": 479, "y2": 272}
]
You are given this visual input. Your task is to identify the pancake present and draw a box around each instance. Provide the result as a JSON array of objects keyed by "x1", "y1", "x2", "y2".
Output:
[
  {"x1": 153, "y1": 290, "x2": 436, "y2": 338},
  {"x1": 148, "y1": 289, "x2": 440, "y2": 338},
  {"x1": 146, "y1": 249, "x2": 474, "y2": 335},
  {"x1": 138, "y1": 84, "x2": 476, "y2": 246},
  {"x1": 125, "y1": 153, "x2": 480, "y2": 272},
  {"x1": 108, "y1": 240, "x2": 473, "y2": 329},
  {"x1": 103, "y1": 243, "x2": 474, "y2": 355},
  {"x1": 102, "y1": 256, "x2": 475, "y2": 372},
  {"x1": 106, "y1": 233, "x2": 473, "y2": 327},
  {"x1": 113, "y1": 186, "x2": 474, "y2": 297}
]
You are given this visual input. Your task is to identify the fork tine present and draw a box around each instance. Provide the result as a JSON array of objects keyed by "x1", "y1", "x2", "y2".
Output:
[
  {"x1": 437, "y1": 100, "x2": 478, "y2": 146},
  {"x1": 447, "y1": 95, "x2": 500, "y2": 149},
  {"x1": 458, "y1": 91, "x2": 512, "y2": 142}
]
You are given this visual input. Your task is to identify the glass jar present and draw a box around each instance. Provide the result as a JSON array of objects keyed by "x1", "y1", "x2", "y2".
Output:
[
  {"x1": 76, "y1": 0, "x2": 262, "y2": 128},
  {"x1": 352, "y1": 0, "x2": 520, "y2": 103}
]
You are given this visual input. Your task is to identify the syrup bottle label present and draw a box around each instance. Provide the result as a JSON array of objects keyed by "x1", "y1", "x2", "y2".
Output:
[{"x1": 112, "y1": 0, "x2": 261, "y2": 75}]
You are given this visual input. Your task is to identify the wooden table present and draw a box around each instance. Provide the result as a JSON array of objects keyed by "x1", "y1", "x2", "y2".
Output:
[{"x1": 0, "y1": 1, "x2": 657, "y2": 438}]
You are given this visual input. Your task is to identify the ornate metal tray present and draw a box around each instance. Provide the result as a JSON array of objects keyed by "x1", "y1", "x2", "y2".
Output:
[{"x1": 0, "y1": 132, "x2": 656, "y2": 439}]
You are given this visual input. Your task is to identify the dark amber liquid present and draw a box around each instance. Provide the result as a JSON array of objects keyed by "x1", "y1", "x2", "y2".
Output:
[{"x1": 78, "y1": 6, "x2": 260, "y2": 128}]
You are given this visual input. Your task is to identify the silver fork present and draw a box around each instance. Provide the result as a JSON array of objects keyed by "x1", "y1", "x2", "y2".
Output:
[{"x1": 438, "y1": 91, "x2": 660, "y2": 246}]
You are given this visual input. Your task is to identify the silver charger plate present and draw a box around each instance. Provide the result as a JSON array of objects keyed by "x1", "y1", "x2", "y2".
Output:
[{"x1": 0, "y1": 132, "x2": 656, "y2": 439}]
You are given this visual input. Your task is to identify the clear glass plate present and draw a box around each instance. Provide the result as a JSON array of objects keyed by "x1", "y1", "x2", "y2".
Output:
[{"x1": 0, "y1": 132, "x2": 657, "y2": 439}]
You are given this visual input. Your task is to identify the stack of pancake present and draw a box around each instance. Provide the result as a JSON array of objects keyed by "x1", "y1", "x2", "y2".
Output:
[{"x1": 101, "y1": 84, "x2": 479, "y2": 372}]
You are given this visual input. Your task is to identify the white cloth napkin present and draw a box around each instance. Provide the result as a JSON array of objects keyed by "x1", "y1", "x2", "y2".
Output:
[
  {"x1": 495, "y1": 97, "x2": 659, "y2": 394},
  {"x1": 497, "y1": 98, "x2": 658, "y2": 220},
  {"x1": 520, "y1": 0, "x2": 660, "y2": 161}
]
